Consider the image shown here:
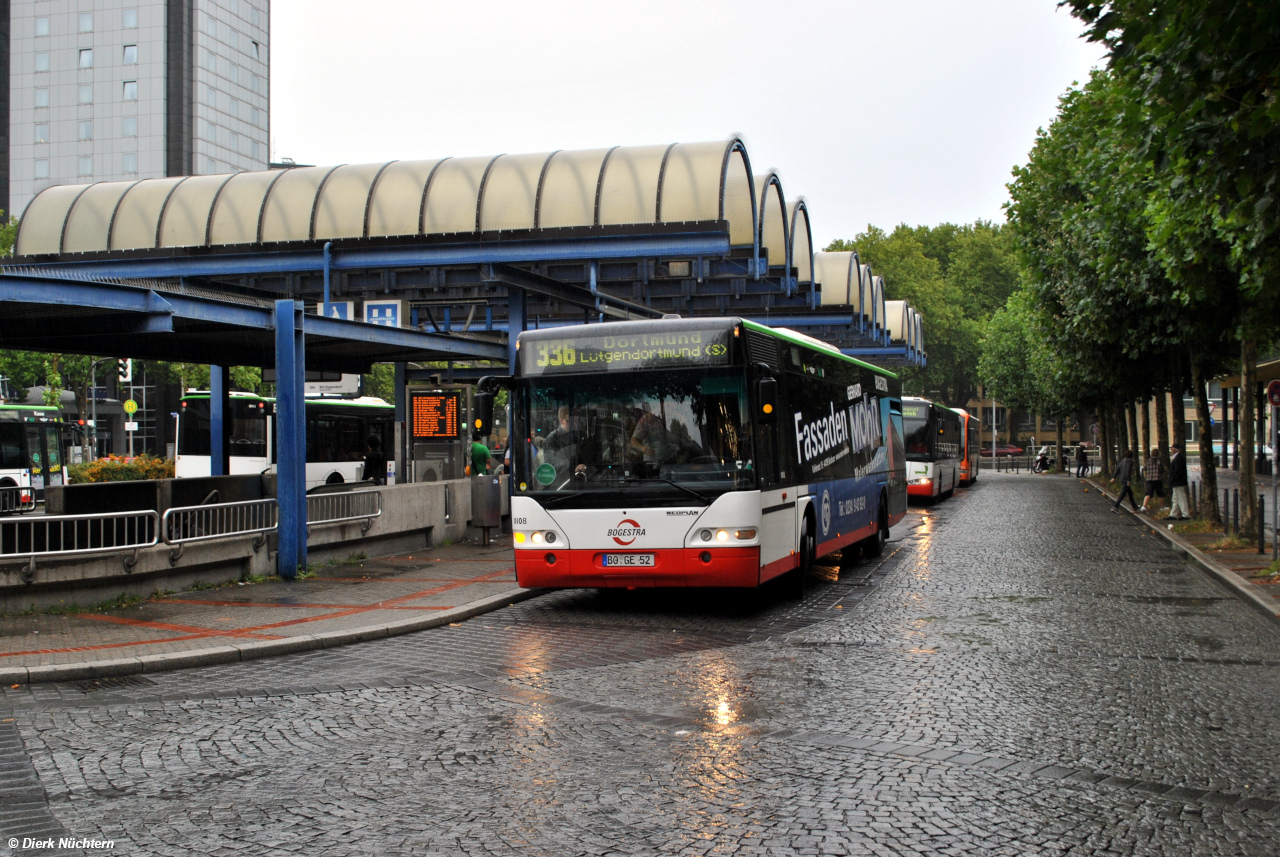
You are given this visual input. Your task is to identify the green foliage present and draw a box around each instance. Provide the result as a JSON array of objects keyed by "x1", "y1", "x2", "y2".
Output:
[
  {"x1": 362, "y1": 364, "x2": 395, "y2": 401},
  {"x1": 825, "y1": 221, "x2": 1017, "y2": 406},
  {"x1": 68, "y1": 454, "x2": 174, "y2": 483}
]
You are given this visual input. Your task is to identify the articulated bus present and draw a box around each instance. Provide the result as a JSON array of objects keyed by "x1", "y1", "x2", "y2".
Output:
[
  {"x1": 176, "y1": 393, "x2": 395, "y2": 489},
  {"x1": 490, "y1": 317, "x2": 907, "y2": 590},
  {"x1": 0, "y1": 404, "x2": 66, "y2": 511},
  {"x1": 902, "y1": 397, "x2": 961, "y2": 501},
  {"x1": 953, "y1": 407, "x2": 980, "y2": 486}
]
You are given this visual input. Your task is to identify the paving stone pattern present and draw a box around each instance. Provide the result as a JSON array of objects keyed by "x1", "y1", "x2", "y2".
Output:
[{"x1": 1, "y1": 473, "x2": 1279, "y2": 856}]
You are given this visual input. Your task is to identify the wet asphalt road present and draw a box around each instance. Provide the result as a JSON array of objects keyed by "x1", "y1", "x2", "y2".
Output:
[{"x1": 1, "y1": 473, "x2": 1278, "y2": 856}]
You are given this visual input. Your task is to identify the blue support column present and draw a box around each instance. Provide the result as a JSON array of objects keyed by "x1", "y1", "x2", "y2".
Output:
[
  {"x1": 209, "y1": 365, "x2": 229, "y2": 476},
  {"x1": 507, "y1": 287, "x2": 526, "y2": 373},
  {"x1": 394, "y1": 362, "x2": 406, "y2": 484},
  {"x1": 274, "y1": 300, "x2": 307, "y2": 578}
]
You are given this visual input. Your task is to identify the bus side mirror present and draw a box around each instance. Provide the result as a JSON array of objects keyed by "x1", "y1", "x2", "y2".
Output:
[
  {"x1": 757, "y1": 377, "x2": 778, "y2": 424},
  {"x1": 473, "y1": 391, "x2": 494, "y2": 438}
]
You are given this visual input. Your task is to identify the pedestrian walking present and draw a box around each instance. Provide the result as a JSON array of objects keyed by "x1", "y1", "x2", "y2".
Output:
[
  {"x1": 1165, "y1": 443, "x2": 1190, "y2": 520},
  {"x1": 1075, "y1": 445, "x2": 1089, "y2": 479},
  {"x1": 1139, "y1": 447, "x2": 1163, "y2": 513},
  {"x1": 1112, "y1": 449, "x2": 1138, "y2": 512}
]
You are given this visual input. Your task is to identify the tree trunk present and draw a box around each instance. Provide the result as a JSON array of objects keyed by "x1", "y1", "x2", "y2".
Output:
[
  {"x1": 1055, "y1": 419, "x2": 1065, "y2": 472},
  {"x1": 1157, "y1": 383, "x2": 1171, "y2": 494},
  {"x1": 1126, "y1": 400, "x2": 1139, "y2": 471},
  {"x1": 1172, "y1": 362, "x2": 1187, "y2": 461},
  {"x1": 1191, "y1": 355, "x2": 1220, "y2": 522},
  {"x1": 1098, "y1": 402, "x2": 1110, "y2": 475},
  {"x1": 1240, "y1": 338, "x2": 1258, "y2": 538}
]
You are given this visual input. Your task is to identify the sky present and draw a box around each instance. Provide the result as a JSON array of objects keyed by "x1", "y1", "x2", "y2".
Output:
[{"x1": 269, "y1": 1, "x2": 1105, "y2": 250}]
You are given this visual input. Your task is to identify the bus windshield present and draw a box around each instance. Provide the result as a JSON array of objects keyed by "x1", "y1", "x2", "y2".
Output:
[
  {"x1": 178, "y1": 399, "x2": 268, "y2": 458},
  {"x1": 902, "y1": 412, "x2": 931, "y2": 461},
  {"x1": 515, "y1": 369, "x2": 753, "y2": 502}
]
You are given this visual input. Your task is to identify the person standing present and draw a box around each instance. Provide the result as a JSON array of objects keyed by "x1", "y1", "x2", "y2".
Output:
[
  {"x1": 1112, "y1": 450, "x2": 1138, "y2": 512},
  {"x1": 361, "y1": 435, "x2": 387, "y2": 485},
  {"x1": 1075, "y1": 445, "x2": 1089, "y2": 479},
  {"x1": 470, "y1": 435, "x2": 495, "y2": 476},
  {"x1": 1139, "y1": 447, "x2": 1163, "y2": 513},
  {"x1": 1165, "y1": 443, "x2": 1190, "y2": 520}
]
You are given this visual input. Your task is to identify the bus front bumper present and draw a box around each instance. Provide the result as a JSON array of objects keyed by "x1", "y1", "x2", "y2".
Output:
[{"x1": 515, "y1": 546, "x2": 761, "y2": 589}]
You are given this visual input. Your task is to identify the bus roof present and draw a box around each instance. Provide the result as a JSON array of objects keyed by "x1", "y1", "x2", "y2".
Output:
[
  {"x1": 516, "y1": 317, "x2": 897, "y2": 380},
  {"x1": 0, "y1": 404, "x2": 58, "y2": 411}
]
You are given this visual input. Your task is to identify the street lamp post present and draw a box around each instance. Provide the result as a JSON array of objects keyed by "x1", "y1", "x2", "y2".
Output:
[{"x1": 87, "y1": 357, "x2": 114, "y2": 463}]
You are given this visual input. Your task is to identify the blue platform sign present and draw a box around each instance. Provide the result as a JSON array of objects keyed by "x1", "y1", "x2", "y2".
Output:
[
  {"x1": 363, "y1": 300, "x2": 404, "y2": 328},
  {"x1": 317, "y1": 301, "x2": 355, "y2": 320}
]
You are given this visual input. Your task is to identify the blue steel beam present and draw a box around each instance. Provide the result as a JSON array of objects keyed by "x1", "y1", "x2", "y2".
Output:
[
  {"x1": 274, "y1": 300, "x2": 306, "y2": 579},
  {"x1": 9, "y1": 233, "x2": 733, "y2": 280},
  {"x1": 304, "y1": 313, "x2": 504, "y2": 360}
]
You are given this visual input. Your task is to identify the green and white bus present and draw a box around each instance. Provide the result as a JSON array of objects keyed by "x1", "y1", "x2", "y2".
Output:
[
  {"x1": 0, "y1": 404, "x2": 67, "y2": 511},
  {"x1": 176, "y1": 393, "x2": 395, "y2": 489}
]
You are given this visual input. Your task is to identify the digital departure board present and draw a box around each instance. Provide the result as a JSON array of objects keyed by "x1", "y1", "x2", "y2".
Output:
[
  {"x1": 410, "y1": 391, "x2": 460, "y2": 440},
  {"x1": 902, "y1": 405, "x2": 926, "y2": 419},
  {"x1": 519, "y1": 328, "x2": 733, "y2": 376}
]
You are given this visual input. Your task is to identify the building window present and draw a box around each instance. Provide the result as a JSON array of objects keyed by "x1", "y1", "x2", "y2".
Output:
[
  {"x1": 78, "y1": 157, "x2": 93, "y2": 177},
  {"x1": 123, "y1": 117, "x2": 138, "y2": 137},
  {"x1": 205, "y1": 50, "x2": 216, "y2": 72},
  {"x1": 250, "y1": 107, "x2": 260, "y2": 127},
  {"x1": 202, "y1": 120, "x2": 215, "y2": 142},
  {"x1": 251, "y1": 6, "x2": 260, "y2": 28},
  {"x1": 79, "y1": 121, "x2": 93, "y2": 141},
  {"x1": 124, "y1": 45, "x2": 137, "y2": 64},
  {"x1": 205, "y1": 15, "x2": 216, "y2": 37},
  {"x1": 230, "y1": 96, "x2": 240, "y2": 118},
  {"x1": 123, "y1": 153, "x2": 138, "y2": 174},
  {"x1": 79, "y1": 13, "x2": 93, "y2": 33},
  {"x1": 34, "y1": 89, "x2": 49, "y2": 108},
  {"x1": 35, "y1": 17, "x2": 49, "y2": 36},
  {"x1": 250, "y1": 73, "x2": 260, "y2": 93},
  {"x1": 34, "y1": 124, "x2": 49, "y2": 143},
  {"x1": 79, "y1": 85, "x2": 93, "y2": 104},
  {"x1": 229, "y1": 131, "x2": 240, "y2": 153},
  {"x1": 79, "y1": 49, "x2": 94, "y2": 69},
  {"x1": 123, "y1": 9, "x2": 138, "y2": 29},
  {"x1": 123, "y1": 81, "x2": 138, "y2": 101},
  {"x1": 34, "y1": 160, "x2": 49, "y2": 179},
  {"x1": 252, "y1": 41, "x2": 260, "y2": 60},
  {"x1": 251, "y1": 140, "x2": 261, "y2": 159},
  {"x1": 35, "y1": 53, "x2": 49, "y2": 72},
  {"x1": 230, "y1": 64, "x2": 240, "y2": 85},
  {"x1": 205, "y1": 157, "x2": 217, "y2": 174}
]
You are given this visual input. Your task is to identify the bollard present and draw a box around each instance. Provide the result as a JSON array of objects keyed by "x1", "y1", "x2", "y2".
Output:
[
  {"x1": 1191, "y1": 481, "x2": 1198, "y2": 516},
  {"x1": 1233, "y1": 488, "x2": 1239, "y2": 536},
  {"x1": 1259, "y1": 494, "x2": 1266, "y2": 555},
  {"x1": 1224, "y1": 488, "x2": 1230, "y2": 533}
]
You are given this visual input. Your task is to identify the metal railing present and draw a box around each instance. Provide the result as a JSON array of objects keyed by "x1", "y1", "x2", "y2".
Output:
[
  {"x1": 162, "y1": 498, "x2": 278, "y2": 564},
  {"x1": 307, "y1": 489, "x2": 382, "y2": 534},
  {"x1": 0, "y1": 485, "x2": 34, "y2": 515},
  {"x1": 1, "y1": 510, "x2": 160, "y2": 582}
]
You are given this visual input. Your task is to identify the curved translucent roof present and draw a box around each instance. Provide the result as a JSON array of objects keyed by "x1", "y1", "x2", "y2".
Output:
[
  {"x1": 788, "y1": 200, "x2": 813, "y2": 285},
  {"x1": 884, "y1": 300, "x2": 912, "y2": 345},
  {"x1": 755, "y1": 172, "x2": 789, "y2": 269},
  {"x1": 870, "y1": 275, "x2": 886, "y2": 335},
  {"x1": 816, "y1": 251, "x2": 857, "y2": 307},
  {"x1": 17, "y1": 138, "x2": 759, "y2": 256}
]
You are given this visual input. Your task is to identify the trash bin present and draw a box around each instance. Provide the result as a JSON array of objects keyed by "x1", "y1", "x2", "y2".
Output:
[{"x1": 471, "y1": 475, "x2": 502, "y2": 543}]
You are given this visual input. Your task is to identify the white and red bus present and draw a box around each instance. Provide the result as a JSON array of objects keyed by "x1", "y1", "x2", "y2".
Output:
[
  {"x1": 902, "y1": 397, "x2": 961, "y2": 501},
  {"x1": 953, "y1": 407, "x2": 980, "y2": 487},
  {"x1": 486, "y1": 317, "x2": 907, "y2": 590}
]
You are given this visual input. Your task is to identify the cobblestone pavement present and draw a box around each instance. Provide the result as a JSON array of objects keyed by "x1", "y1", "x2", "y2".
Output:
[{"x1": 1, "y1": 473, "x2": 1279, "y2": 856}]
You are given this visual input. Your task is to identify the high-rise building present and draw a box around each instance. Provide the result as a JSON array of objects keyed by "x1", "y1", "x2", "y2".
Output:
[{"x1": 3, "y1": 0, "x2": 269, "y2": 221}]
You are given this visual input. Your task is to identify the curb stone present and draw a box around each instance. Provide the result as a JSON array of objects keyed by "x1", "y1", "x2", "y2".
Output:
[
  {"x1": 1089, "y1": 479, "x2": 1280, "y2": 623},
  {"x1": 10, "y1": 586, "x2": 541, "y2": 686}
]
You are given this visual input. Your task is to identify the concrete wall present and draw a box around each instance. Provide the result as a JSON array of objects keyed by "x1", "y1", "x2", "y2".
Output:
[{"x1": 0, "y1": 477, "x2": 505, "y2": 614}]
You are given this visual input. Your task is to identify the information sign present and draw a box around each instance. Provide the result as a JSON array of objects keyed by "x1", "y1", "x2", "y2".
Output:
[
  {"x1": 123, "y1": 399, "x2": 138, "y2": 415},
  {"x1": 124, "y1": 421, "x2": 139, "y2": 432},
  {"x1": 1267, "y1": 379, "x2": 1280, "y2": 408},
  {"x1": 520, "y1": 327, "x2": 732, "y2": 376},
  {"x1": 1090, "y1": 423, "x2": 1100, "y2": 436},
  {"x1": 410, "y1": 391, "x2": 460, "y2": 440}
]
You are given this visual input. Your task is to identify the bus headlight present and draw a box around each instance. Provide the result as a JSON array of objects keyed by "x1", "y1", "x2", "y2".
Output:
[
  {"x1": 700, "y1": 529, "x2": 712, "y2": 542},
  {"x1": 909, "y1": 477, "x2": 932, "y2": 485},
  {"x1": 716, "y1": 530, "x2": 729, "y2": 542},
  {"x1": 531, "y1": 532, "x2": 543, "y2": 544}
]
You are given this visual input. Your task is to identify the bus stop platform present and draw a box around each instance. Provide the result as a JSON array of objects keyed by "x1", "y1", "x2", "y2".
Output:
[{"x1": 0, "y1": 535, "x2": 530, "y2": 685}]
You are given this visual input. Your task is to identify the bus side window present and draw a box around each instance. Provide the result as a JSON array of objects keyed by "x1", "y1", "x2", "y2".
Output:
[
  {"x1": 0, "y1": 423, "x2": 24, "y2": 469},
  {"x1": 753, "y1": 369, "x2": 784, "y2": 487}
]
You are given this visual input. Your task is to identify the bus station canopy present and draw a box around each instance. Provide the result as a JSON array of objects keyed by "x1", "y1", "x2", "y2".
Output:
[{"x1": 9, "y1": 137, "x2": 925, "y2": 367}]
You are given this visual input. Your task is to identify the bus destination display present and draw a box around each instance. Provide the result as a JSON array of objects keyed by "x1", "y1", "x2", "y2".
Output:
[
  {"x1": 410, "y1": 392, "x2": 460, "y2": 440},
  {"x1": 520, "y1": 328, "x2": 733, "y2": 375}
]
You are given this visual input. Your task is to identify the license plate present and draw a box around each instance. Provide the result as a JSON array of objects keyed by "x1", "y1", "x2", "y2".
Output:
[{"x1": 603, "y1": 553, "x2": 654, "y2": 567}]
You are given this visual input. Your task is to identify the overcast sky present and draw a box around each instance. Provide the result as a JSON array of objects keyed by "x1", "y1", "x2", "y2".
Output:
[{"x1": 269, "y1": 1, "x2": 1104, "y2": 250}]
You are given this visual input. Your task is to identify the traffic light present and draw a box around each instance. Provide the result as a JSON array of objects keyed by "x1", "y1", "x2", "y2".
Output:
[{"x1": 117, "y1": 358, "x2": 132, "y2": 384}]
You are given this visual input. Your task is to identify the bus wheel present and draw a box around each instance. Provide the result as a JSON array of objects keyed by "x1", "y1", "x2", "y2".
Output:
[
  {"x1": 863, "y1": 502, "x2": 887, "y2": 558},
  {"x1": 790, "y1": 515, "x2": 815, "y2": 599}
]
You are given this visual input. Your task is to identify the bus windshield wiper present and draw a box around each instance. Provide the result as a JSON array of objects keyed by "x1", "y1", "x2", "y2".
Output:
[
  {"x1": 642, "y1": 478, "x2": 709, "y2": 505},
  {"x1": 538, "y1": 491, "x2": 584, "y2": 508}
]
